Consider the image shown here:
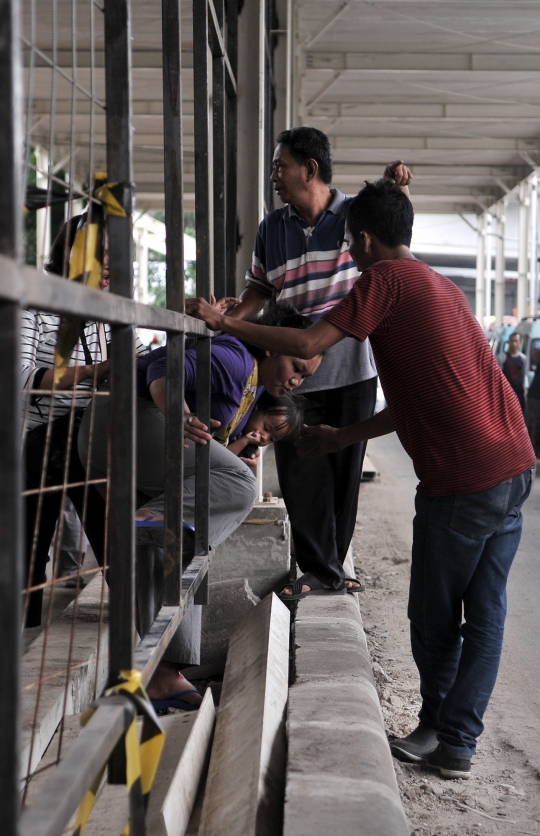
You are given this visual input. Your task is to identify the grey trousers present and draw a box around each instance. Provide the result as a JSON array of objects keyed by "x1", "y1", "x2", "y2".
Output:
[{"x1": 78, "y1": 395, "x2": 258, "y2": 664}]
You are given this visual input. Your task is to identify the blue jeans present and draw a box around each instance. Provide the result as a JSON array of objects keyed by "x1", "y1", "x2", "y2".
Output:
[{"x1": 408, "y1": 467, "x2": 535, "y2": 757}]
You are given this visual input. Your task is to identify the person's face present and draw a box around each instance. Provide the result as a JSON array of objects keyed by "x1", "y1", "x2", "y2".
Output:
[
  {"x1": 509, "y1": 334, "x2": 522, "y2": 353},
  {"x1": 258, "y1": 352, "x2": 321, "y2": 396},
  {"x1": 243, "y1": 410, "x2": 292, "y2": 446},
  {"x1": 345, "y1": 225, "x2": 371, "y2": 272},
  {"x1": 100, "y1": 247, "x2": 110, "y2": 290},
  {"x1": 270, "y1": 143, "x2": 309, "y2": 205}
]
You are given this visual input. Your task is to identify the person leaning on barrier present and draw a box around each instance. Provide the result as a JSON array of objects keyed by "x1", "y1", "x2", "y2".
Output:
[
  {"x1": 78, "y1": 302, "x2": 322, "y2": 710},
  {"x1": 21, "y1": 216, "x2": 136, "y2": 627},
  {"x1": 186, "y1": 179, "x2": 535, "y2": 779},
  {"x1": 216, "y1": 126, "x2": 412, "y2": 601}
]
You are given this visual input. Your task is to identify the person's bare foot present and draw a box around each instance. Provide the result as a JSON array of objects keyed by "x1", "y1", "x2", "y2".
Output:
[
  {"x1": 279, "y1": 578, "x2": 362, "y2": 595},
  {"x1": 147, "y1": 662, "x2": 202, "y2": 707}
]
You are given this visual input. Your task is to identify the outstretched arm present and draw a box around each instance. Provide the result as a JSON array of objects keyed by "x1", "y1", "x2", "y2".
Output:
[
  {"x1": 297, "y1": 407, "x2": 395, "y2": 458},
  {"x1": 185, "y1": 297, "x2": 348, "y2": 358}
]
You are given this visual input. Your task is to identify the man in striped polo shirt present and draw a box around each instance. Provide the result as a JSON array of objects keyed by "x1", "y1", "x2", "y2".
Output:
[
  {"x1": 227, "y1": 126, "x2": 411, "y2": 599},
  {"x1": 187, "y1": 179, "x2": 535, "y2": 779}
]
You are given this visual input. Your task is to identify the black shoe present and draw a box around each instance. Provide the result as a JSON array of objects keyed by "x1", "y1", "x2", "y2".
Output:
[
  {"x1": 426, "y1": 744, "x2": 471, "y2": 779},
  {"x1": 390, "y1": 722, "x2": 438, "y2": 763}
]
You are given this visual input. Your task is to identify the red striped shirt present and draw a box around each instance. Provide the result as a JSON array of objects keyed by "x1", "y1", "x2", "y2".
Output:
[{"x1": 323, "y1": 259, "x2": 535, "y2": 496}]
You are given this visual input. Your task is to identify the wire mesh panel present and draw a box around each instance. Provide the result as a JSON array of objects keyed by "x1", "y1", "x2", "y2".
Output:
[{"x1": 0, "y1": 0, "x2": 239, "y2": 833}]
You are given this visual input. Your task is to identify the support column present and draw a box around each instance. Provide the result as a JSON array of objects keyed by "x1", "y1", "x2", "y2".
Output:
[
  {"x1": 494, "y1": 200, "x2": 506, "y2": 325},
  {"x1": 518, "y1": 180, "x2": 530, "y2": 320},
  {"x1": 485, "y1": 213, "x2": 493, "y2": 321},
  {"x1": 475, "y1": 213, "x2": 486, "y2": 327},
  {"x1": 529, "y1": 174, "x2": 538, "y2": 317},
  {"x1": 35, "y1": 146, "x2": 51, "y2": 270},
  {"x1": 135, "y1": 227, "x2": 148, "y2": 304}
]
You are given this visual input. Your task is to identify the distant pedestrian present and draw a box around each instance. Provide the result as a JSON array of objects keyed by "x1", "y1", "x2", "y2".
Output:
[{"x1": 497, "y1": 332, "x2": 527, "y2": 411}]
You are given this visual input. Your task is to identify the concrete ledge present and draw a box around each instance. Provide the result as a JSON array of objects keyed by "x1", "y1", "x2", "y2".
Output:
[{"x1": 284, "y1": 594, "x2": 408, "y2": 836}]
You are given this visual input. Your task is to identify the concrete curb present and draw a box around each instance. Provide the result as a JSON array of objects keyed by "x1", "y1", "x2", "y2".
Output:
[{"x1": 284, "y1": 593, "x2": 409, "y2": 836}]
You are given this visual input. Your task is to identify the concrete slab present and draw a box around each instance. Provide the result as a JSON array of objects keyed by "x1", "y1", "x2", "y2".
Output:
[
  {"x1": 146, "y1": 690, "x2": 216, "y2": 836},
  {"x1": 210, "y1": 500, "x2": 290, "y2": 598},
  {"x1": 184, "y1": 578, "x2": 260, "y2": 679},
  {"x1": 199, "y1": 593, "x2": 290, "y2": 836},
  {"x1": 21, "y1": 575, "x2": 108, "y2": 779},
  {"x1": 285, "y1": 593, "x2": 409, "y2": 836}
]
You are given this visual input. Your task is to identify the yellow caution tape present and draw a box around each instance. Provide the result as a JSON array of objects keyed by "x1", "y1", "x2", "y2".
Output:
[
  {"x1": 72, "y1": 669, "x2": 165, "y2": 836},
  {"x1": 53, "y1": 172, "x2": 131, "y2": 383}
]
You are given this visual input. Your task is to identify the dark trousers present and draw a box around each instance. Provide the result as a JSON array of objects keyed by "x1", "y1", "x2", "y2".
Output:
[
  {"x1": 24, "y1": 411, "x2": 106, "y2": 627},
  {"x1": 409, "y1": 467, "x2": 534, "y2": 756},
  {"x1": 274, "y1": 377, "x2": 377, "y2": 587}
]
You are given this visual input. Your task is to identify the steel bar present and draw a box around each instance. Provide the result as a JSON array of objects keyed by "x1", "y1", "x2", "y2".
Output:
[
  {"x1": 19, "y1": 699, "x2": 135, "y2": 836},
  {"x1": 0, "y1": 255, "x2": 209, "y2": 333},
  {"x1": 0, "y1": 0, "x2": 23, "y2": 831},
  {"x1": 475, "y1": 213, "x2": 486, "y2": 326},
  {"x1": 226, "y1": 0, "x2": 239, "y2": 296},
  {"x1": 212, "y1": 0, "x2": 227, "y2": 301},
  {"x1": 104, "y1": 0, "x2": 135, "y2": 679},
  {"x1": 135, "y1": 553, "x2": 211, "y2": 682},
  {"x1": 193, "y1": 0, "x2": 211, "y2": 566},
  {"x1": 162, "y1": 0, "x2": 185, "y2": 606}
]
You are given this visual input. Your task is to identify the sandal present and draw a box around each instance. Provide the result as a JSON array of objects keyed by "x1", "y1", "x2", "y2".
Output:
[
  {"x1": 278, "y1": 571, "x2": 348, "y2": 602},
  {"x1": 343, "y1": 577, "x2": 365, "y2": 593},
  {"x1": 151, "y1": 689, "x2": 201, "y2": 712}
]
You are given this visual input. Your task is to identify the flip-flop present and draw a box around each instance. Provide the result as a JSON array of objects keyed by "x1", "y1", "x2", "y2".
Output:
[
  {"x1": 278, "y1": 571, "x2": 348, "y2": 602},
  {"x1": 151, "y1": 689, "x2": 201, "y2": 712},
  {"x1": 343, "y1": 577, "x2": 365, "y2": 593}
]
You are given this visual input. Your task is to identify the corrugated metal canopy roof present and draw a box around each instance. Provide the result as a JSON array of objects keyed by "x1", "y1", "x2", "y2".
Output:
[{"x1": 293, "y1": 0, "x2": 540, "y2": 213}]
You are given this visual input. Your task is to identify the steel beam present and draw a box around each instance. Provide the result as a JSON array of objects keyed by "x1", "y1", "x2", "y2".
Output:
[{"x1": 475, "y1": 213, "x2": 486, "y2": 327}]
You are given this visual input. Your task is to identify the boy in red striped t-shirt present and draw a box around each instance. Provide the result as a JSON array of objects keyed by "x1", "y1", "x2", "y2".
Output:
[{"x1": 187, "y1": 180, "x2": 535, "y2": 780}]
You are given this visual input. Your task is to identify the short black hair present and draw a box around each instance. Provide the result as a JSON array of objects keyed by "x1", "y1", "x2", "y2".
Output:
[
  {"x1": 346, "y1": 180, "x2": 414, "y2": 248},
  {"x1": 241, "y1": 301, "x2": 314, "y2": 360},
  {"x1": 254, "y1": 391, "x2": 307, "y2": 440},
  {"x1": 276, "y1": 127, "x2": 333, "y2": 185}
]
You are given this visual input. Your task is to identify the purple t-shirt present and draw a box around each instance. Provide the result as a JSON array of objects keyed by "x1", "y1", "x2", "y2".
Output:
[{"x1": 137, "y1": 335, "x2": 262, "y2": 435}]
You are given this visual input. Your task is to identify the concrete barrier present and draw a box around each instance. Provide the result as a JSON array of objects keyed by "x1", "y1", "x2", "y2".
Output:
[
  {"x1": 284, "y1": 594, "x2": 409, "y2": 836},
  {"x1": 199, "y1": 593, "x2": 290, "y2": 836}
]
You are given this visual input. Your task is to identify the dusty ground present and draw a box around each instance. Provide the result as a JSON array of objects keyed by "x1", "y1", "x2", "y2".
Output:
[{"x1": 354, "y1": 435, "x2": 540, "y2": 836}]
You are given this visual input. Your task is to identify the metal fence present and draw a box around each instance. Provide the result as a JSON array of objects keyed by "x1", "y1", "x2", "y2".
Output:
[{"x1": 0, "y1": 1, "x2": 239, "y2": 834}]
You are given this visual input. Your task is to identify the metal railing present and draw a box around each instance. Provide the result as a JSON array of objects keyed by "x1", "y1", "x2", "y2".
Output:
[{"x1": 0, "y1": 1, "x2": 238, "y2": 834}]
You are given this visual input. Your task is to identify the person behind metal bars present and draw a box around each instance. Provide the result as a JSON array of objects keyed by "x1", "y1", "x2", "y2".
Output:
[{"x1": 78, "y1": 302, "x2": 322, "y2": 710}]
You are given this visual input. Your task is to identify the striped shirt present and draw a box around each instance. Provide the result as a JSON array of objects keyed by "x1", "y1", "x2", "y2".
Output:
[
  {"x1": 21, "y1": 310, "x2": 146, "y2": 431},
  {"x1": 246, "y1": 189, "x2": 376, "y2": 392},
  {"x1": 323, "y1": 259, "x2": 535, "y2": 496}
]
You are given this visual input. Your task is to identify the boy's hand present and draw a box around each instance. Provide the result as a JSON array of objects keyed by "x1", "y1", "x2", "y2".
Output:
[
  {"x1": 296, "y1": 424, "x2": 343, "y2": 458},
  {"x1": 383, "y1": 160, "x2": 413, "y2": 194},
  {"x1": 210, "y1": 294, "x2": 242, "y2": 314},
  {"x1": 186, "y1": 297, "x2": 223, "y2": 330}
]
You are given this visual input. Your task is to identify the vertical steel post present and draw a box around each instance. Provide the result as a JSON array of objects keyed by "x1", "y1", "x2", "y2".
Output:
[
  {"x1": 162, "y1": 0, "x2": 185, "y2": 604},
  {"x1": 212, "y1": 0, "x2": 227, "y2": 301},
  {"x1": 0, "y1": 6, "x2": 23, "y2": 833},
  {"x1": 494, "y1": 200, "x2": 506, "y2": 326},
  {"x1": 485, "y1": 213, "x2": 493, "y2": 321},
  {"x1": 285, "y1": 0, "x2": 293, "y2": 129},
  {"x1": 226, "y1": 0, "x2": 239, "y2": 296},
  {"x1": 193, "y1": 0, "x2": 211, "y2": 587},
  {"x1": 529, "y1": 174, "x2": 538, "y2": 317},
  {"x1": 518, "y1": 180, "x2": 530, "y2": 320},
  {"x1": 475, "y1": 213, "x2": 486, "y2": 328}
]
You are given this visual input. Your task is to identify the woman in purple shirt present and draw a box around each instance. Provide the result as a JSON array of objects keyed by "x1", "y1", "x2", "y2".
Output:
[{"x1": 78, "y1": 304, "x2": 321, "y2": 708}]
